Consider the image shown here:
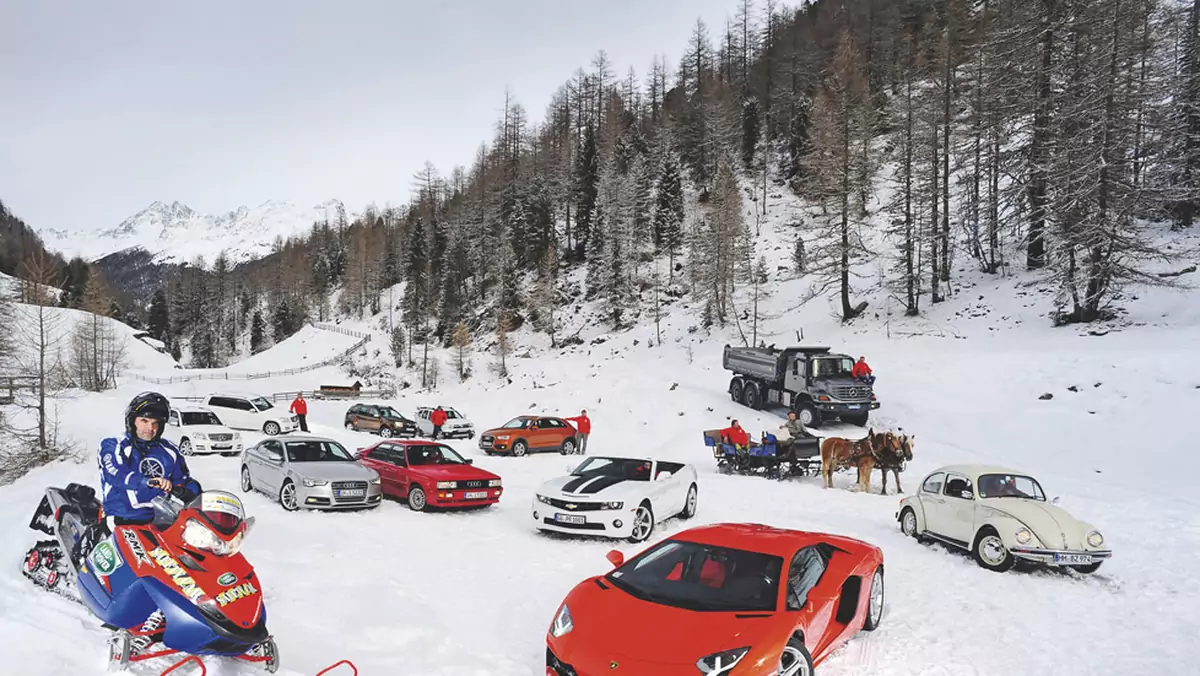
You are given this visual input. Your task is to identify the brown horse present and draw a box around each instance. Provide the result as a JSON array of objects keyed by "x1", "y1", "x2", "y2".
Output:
[
  {"x1": 875, "y1": 432, "x2": 915, "y2": 495},
  {"x1": 820, "y1": 429, "x2": 884, "y2": 492}
]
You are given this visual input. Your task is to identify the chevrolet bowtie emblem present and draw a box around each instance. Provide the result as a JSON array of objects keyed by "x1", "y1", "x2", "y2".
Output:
[
  {"x1": 610, "y1": 661, "x2": 619, "y2": 670},
  {"x1": 566, "y1": 503, "x2": 577, "y2": 510}
]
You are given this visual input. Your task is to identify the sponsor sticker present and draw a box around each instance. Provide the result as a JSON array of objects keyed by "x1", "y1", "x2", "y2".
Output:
[
  {"x1": 148, "y1": 547, "x2": 205, "y2": 602},
  {"x1": 201, "y1": 493, "x2": 245, "y2": 520},
  {"x1": 120, "y1": 529, "x2": 151, "y2": 567},
  {"x1": 217, "y1": 572, "x2": 237, "y2": 587},
  {"x1": 215, "y1": 581, "x2": 258, "y2": 607},
  {"x1": 87, "y1": 538, "x2": 122, "y2": 577},
  {"x1": 139, "y1": 458, "x2": 165, "y2": 479}
]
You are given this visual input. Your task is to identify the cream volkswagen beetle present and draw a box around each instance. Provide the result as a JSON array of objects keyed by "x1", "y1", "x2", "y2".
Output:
[{"x1": 896, "y1": 464, "x2": 1112, "y2": 573}]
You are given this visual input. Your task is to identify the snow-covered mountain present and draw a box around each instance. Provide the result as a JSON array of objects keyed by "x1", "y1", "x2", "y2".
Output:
[{"x1": 38, "y1": 198, "x2": 348, "y2": 266}]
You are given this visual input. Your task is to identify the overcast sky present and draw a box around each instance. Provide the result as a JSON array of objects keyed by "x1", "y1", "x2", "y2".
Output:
[{"x1": 0, "y1": 0, "x2": 740, "y2": 234}]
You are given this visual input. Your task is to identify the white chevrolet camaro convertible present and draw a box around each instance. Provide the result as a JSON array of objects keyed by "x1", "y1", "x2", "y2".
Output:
[
  {"x1": 897, "y1": 464, "x2": 1112, "y2": 573},
  {"x1": 532, "y1": 456, "x2": 698, "y2": 543}
]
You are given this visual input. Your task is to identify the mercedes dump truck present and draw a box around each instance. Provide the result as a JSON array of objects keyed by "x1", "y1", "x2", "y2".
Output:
[{"x1": 722, "y1": 344, "x2": 879, "y2": 427}]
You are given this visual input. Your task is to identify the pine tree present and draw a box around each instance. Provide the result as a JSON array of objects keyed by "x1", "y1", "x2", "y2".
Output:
[
  {"x1": 147, "y1": 287, "x2": 170, "y2": 341},
  {"x1": 389, "y1": 326, "x2": 405, "y2": 368},
  {"x1": 451, "y1": 322, "x2": 470, "y2": 381},
  {"x1": 250, "y1": 309, "x2": 265, "y2": 354},
  {"x1": 652, "y1": 153, "x2": 685, "y2": 283},
  {"x1": 493, "y1": 309, "x2": 512, "y2": 379}
]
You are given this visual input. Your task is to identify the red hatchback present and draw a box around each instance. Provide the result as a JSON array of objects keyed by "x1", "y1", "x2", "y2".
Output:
[{"x1": 356, "y1": 440, "x2": 503, "y2": 512}]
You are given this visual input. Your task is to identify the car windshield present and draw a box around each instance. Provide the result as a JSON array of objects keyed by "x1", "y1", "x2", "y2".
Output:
[
  {"x1": 406, "y1": 444, "x2": 468, "y2": 465},
  {"x1": 251, "y1": 397, "x2": 273, "y2": 411},
  {"x1": 444, "y1": 409, "x2": 461, "y2": 419},
  {"x1": 379, "y1": 407, "x2": 408, "y2": 421},
  {"x1": 181, "y1": 412, "x2": 222, "y2": 426},
  {"x1": 502, "y1": 417, "x2": 530, "y2": 429},
  {"x1": 978, "y1": 474, "x2": 1046, "y2": 500},
  {"x1": 606, "y1": 540, "x2": 782, "y2": 612},
  {"x1": 812, "y1": 357, "x2": 854, "y2": 378},
  {"x1": 284, "y1": 440, "x2": 353, "y2": 462},
  {"x1": 572, "y1": 457, "x2": 652, "y2": 481}
]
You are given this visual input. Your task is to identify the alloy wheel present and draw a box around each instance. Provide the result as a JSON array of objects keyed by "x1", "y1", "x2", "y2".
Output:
[
  {"x1": 280, "y1": 482, "x2": 298, "y2": 510},
  {"x1": 779, "y1": 646, "x2": 812, "y2": 676}
]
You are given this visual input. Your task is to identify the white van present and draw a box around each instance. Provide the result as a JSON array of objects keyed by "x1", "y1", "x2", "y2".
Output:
[
  {"x1": 202, "y1": 392, "x2": 299, "y2": 436},
  {"x1": 163, "y1": 405, "x2": 243, "y2": 456}
]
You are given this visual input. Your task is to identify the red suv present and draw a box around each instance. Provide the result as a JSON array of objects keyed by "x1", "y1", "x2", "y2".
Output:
[{"x1": 356, "y1": 440, "x2": 503, "y2": 512}]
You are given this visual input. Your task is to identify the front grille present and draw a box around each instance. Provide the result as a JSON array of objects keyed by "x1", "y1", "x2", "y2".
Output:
[
  {"x1": 546, "y1": 646, "x2": 579, "y2": 676},
  {"x1": 208, "y1": 433, "x2": 233, "y2": 442},
  {"x1": 332, "y1": 481, "x2": 367, "y2": 490},
  {"x1": 546, "y1": 497, "x2": 606, "y2": 511},
  {"x1": 832, "y1": 385, "x2": 871, "y2": 400},
  {"x1": 461, "y1": 479, "x2": 486, "y2": 489},
  {"x1": 480, "y1": 435, "x2": 494, "y2": 446},
  {"x1": 543, "y1": 517, "x2": 605, "y2": 530}
]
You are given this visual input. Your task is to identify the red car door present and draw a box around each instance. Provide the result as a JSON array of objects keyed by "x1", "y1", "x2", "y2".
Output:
[{"x1": 361, "y1": 444, "x2": 403, "y2": 497}]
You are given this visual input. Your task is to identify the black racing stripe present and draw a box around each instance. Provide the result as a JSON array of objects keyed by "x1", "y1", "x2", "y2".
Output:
[
  {"x1": 573, "y1": 476, "x2": 629, "y2": 494},
  {"x1": 561, "y1": 475, "x2": 591, "y2": 493}
]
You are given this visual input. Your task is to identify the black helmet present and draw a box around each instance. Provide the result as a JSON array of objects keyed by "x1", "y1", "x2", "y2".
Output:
[{"x1": 125, "y1": 392, "x2": 171, "y2": 442}]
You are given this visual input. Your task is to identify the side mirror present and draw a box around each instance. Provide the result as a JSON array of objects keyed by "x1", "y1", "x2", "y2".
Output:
[
  {"x1": 267, "y1": 452, "x2": 283, "y2": 464},
  {"x1": 566, "y1": 463, "x2": 576, "y2": 475},
  {"x1": 657, "y1": 471, "x2": 673, "y2": 481},
  {"x1": 961, "y1": 490, "x2": 973, "y2": 500},
  {"x1": 1052, "y1": 496, "x2": 1060, "y2": 505},
  {"x1": 606, "y1": 550, "x2": 625, "y2": 568},
  {"x1": 464, "y1": 459, "x2": 474, "y2": 465}
]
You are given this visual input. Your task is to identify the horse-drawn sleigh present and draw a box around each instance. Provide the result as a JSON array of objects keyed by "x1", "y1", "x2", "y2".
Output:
[
  {"x1": 702, "y1": 426, "x2": 915, "y2": 494},
  {"x1": 702, "y1": 429, "x2": 823, "y2": 480}
]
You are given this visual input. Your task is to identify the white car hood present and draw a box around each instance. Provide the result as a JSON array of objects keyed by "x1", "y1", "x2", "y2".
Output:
[
  {"x1": 181, "y1": 425, "x2": 236, "y2": 435},
  {"x1": 980, "y1": 499, "x2": 1097, "y2": 549},
  {"x1": 539, "y1": 474, "x2": 652, "y2": 499}
]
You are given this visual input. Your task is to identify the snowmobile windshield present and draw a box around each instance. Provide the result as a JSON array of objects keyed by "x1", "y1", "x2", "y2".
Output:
[{"x1": 187, "y1": 491, "x2": 246, "y2": 536}]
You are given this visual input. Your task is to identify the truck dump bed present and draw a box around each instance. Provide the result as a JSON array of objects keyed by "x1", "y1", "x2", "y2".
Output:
[{"x1": 723, "y1": 345, "x2": 786, "y2": 382}]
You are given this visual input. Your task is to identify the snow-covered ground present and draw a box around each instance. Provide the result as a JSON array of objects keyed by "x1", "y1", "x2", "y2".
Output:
[
  {"x1": 3, "y1": 267, "x2": 1199, "y2": 675},
  {"x1": 5, "y1": 172, "x2": 1200, "y2": 674}
]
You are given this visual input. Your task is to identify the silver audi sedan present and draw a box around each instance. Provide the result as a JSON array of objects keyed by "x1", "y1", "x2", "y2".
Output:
[{"x1": 240, "y1": 435, "x2": 383, "y2": 511}]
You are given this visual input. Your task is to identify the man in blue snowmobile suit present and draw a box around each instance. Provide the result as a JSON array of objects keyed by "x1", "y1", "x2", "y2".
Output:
[{"x1": 74, "y1": 392, "x2": 202, "y2": 565}]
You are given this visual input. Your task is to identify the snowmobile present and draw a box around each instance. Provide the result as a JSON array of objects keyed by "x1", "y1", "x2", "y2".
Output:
[{"x1": 22, "y1": 482, "x2": 280, "y2": 672}]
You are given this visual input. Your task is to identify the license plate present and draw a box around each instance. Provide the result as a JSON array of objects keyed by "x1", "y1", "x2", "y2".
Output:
[
  {"x1": 464, "y1": 491, "x2": 488, "y2": 499},
  {"x1": 847, "y1": 404, "x2": 861, "y2": 409},
  {"x1": 554, "y1": 513, "x2": 585, "y2": 524},
  {"x1": 335, "y1": 489, "x2": 365, "y2": 498},
  {"x1": 1054, "y1": 553, "x2": 1092, "y2": 565}
]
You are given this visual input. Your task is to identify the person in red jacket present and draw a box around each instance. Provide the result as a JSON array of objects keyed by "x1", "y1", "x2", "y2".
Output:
[
  {"x1": 564, "y1": 409, "x2": 590, "y2": 454},
  {"x1": 851, "y1": 356, "x2": 875, "y2": 385},
  {"x1": 719, "y1": 420, "x2": 750, "y2": 449},
  {"x1": 289, "y1": 393, "x2": 308, "y2": 432},
  {"x1": 430, "y1": 406, "x2": 448, "y2": 439}
]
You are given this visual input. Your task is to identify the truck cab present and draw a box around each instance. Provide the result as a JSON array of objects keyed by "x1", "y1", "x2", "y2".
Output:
[{"x1": 723, "y1": 345, "x2": 879, "y2": 427}]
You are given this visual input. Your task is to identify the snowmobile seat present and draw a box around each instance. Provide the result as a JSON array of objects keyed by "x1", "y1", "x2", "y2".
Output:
[{"x1": 64, "y1": 483, "x2": 102, "y2": 523}]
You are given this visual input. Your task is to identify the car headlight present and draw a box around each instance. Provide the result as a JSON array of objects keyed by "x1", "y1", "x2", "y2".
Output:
[
  {"x1": 536, "y1": 494, "x2": 552, "y2": 505},
  {"x1": 696, "y1": 646, "x2": 750, "y2": 674},
  {"x1": 1087, "y1": 531, "x2": 1104, "y2": 547},
  {"x1": 601, "y1": 501, "x2": 624, "y2": 510},
  {"x1": 489, "y1": 479, "x2": 502, "y2": 487},
  {"x1": 496, "y1": 435, "x2": 510, "y2": 440},
  {"x1": 1015, "y1": 527, "x2": 1033, "y2": 545},
  {"x1": 370, "y1": 476, "x2": 381, "y2": 485},
  {"x1": 550, "y1": 602, "x2": 573, "y2": 637},
  {"x1": 302, "y1": 478, "x2": 328, "y2": 487},
  {"x1": 437, "y1": 481, "x2": 456, "y2": 489}
]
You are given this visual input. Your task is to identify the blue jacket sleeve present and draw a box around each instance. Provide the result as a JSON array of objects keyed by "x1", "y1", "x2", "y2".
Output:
[
  {"x1": 99, "y1": 438, "x2": 148, "y2": 491},
  {"x1": 170, "y1": 451, "x2": 203, "y2": 496}
]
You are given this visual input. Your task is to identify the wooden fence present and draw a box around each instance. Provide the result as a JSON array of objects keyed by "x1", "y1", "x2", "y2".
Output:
[
  {"x1": 0, "y1": 375, "x2": 38, "y2": 405},
  {"x1": 124, "y1": 322, "x2": 373, "y2": 386}
]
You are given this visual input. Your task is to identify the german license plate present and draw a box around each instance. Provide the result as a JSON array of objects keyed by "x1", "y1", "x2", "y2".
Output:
[
  {"x1": 464, "y1": 491, "x2": 488, "y2": 499},
  {"x1": 335, "y1": 489, "x2": 365, "y2": 498},
  {"x1": 847, "y1": 404, "x2": 861, "y2": 409},
  {"x1": 1054, "y1": 553, "x2": 1092, "y2": 565},
  {"x1": 554, "y1": 513, "x2": 585, "y2": 524}
]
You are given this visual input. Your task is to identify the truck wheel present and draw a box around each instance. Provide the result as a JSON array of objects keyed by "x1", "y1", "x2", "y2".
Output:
[
  {"x1": 742, "y1": 382, "x2": 762, "y2": 410},
  {"x1": 729, "y1": 378, "x2": 744, "y2": 404},
  {"x1": 842, "y1": 412, "x2": 869, "y2": 426},
  {"x1": 796, "y1": 403, "x2": 821, "y2": 428}
]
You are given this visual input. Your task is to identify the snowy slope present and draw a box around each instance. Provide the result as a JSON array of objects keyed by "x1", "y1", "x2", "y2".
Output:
[
  {"x1": 36, "y1": 199, "x2": 348, "y2": 266},
  {"x1": 2, "y1": 261, "x2": 1199, "y2": 675},
  {"x1": 4, "y1": 302, "x2": 180, "y2": 375}
]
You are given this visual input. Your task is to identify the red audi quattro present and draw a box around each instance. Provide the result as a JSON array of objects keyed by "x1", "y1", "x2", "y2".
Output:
[{"x1": 356, "y1": 440, "x2": 503, "y2": 512}]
